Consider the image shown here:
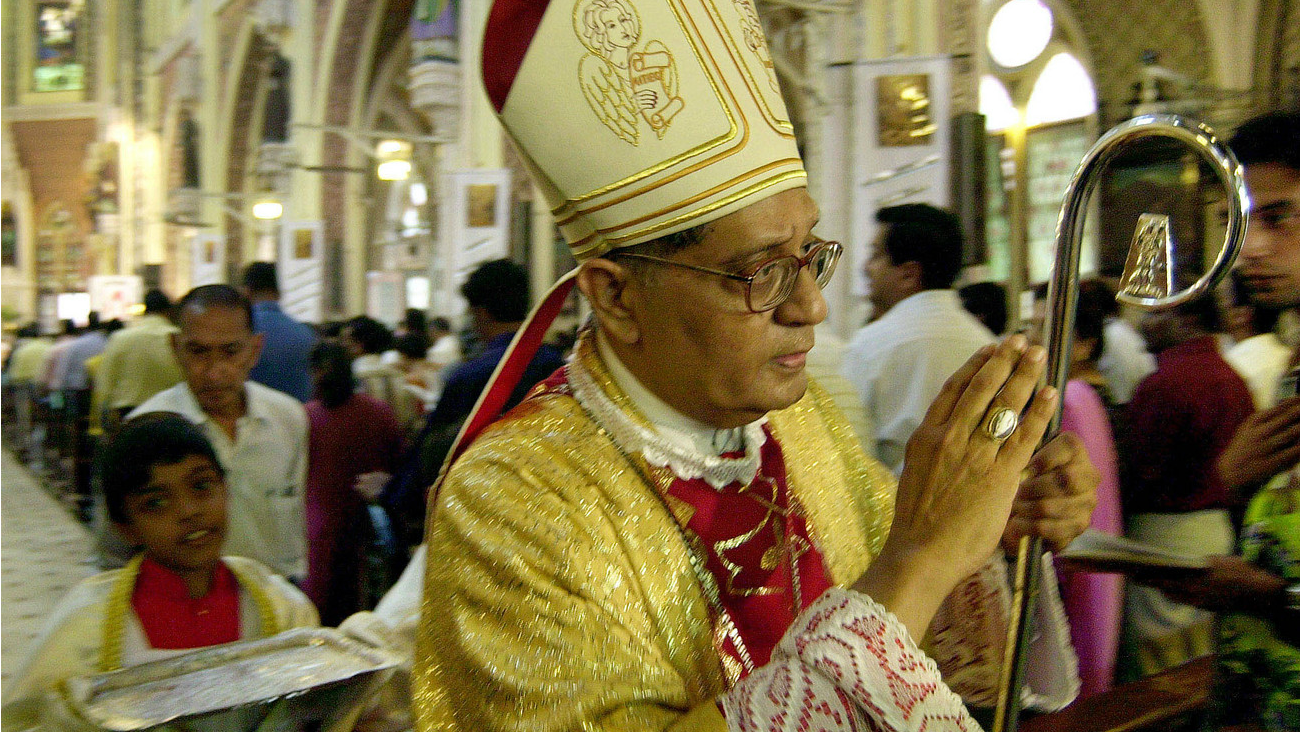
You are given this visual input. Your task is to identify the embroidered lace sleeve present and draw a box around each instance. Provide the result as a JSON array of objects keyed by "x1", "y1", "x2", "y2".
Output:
[
  {"x1": 722, "y1": 588, "x2": 978, "y2": 732},
  {"x1": 926, "y1": 553, "x2": 1079, "y2": 712}
]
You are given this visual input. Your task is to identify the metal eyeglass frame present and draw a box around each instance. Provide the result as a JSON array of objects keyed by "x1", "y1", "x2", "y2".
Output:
[{"x1": 612, "y1": 239, "x2": 843, "y2": 313}]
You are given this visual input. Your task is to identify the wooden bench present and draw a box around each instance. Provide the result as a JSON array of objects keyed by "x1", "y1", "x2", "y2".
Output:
[{"x1": 1019, "y1": 656, "x2": 1217, "y2": 732}]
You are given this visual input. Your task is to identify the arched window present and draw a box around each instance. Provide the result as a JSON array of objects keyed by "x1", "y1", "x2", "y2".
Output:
[
  {"x1": 32, "y1": 0, "x2": 86, "y2": 93},
  {"x1": 979, "y1": 75, "x2": 1018, "y2": 133},
  {"x1": 1025, "y1": 52, "x2": 1097, "y2": 126},
  {"x1": 979, "y1": 0, "x2": 1099, "y2": 297}
]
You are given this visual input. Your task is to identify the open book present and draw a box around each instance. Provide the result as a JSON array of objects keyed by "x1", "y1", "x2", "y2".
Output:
[{"x1": 1056, "y1": 529, "x2": 1211, "y2": 575}]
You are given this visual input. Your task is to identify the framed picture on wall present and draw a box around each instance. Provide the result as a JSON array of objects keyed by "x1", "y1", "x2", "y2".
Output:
[
  {"x1": 279, "y1": 221, "x2": 324, "y2": 323},
  {"x1": 875, "y1": 74, "x2": 936, "y2": 147},
  {"x1": 293, "y1": 228, "x2": 314, "y2": 260},
  {"x1": 1025, "y1": 120, "x2": 1095, "y2": 284},
  {"x1": 466, "y1": 184, "x2": 498, "y2": 228}
]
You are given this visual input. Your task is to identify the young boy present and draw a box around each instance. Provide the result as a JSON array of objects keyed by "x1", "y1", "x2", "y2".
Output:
[{"x1": 2, "y1": 412, "x2": 318, "y2": 730}]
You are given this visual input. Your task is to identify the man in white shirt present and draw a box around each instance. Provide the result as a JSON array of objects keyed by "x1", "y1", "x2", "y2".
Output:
[
  {"x1": 129, "y1": 284, "x2": 308, "y2": 580},
  {"x1": 426, "y1": 316, "x2": 461, "y2": 372},
  {"x1": 1097, "y1": 304, "x2": 1156, "y2": 404},
  {"x1": 841, "y1": 203, "x2": 996, "y2": 473}
]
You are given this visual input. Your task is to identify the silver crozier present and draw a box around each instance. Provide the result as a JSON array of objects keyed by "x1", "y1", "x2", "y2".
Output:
[{"x1": 991, "y1": 113, "x2": 1250, "y2": 732}]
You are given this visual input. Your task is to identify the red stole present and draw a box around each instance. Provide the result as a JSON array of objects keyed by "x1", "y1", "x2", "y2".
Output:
[
  {"x1": 664, "y1": 426, "x2": 830, "y2": 672},
  {"x1": 132, "y1": 558, "x2": 242, "y2": 649}
]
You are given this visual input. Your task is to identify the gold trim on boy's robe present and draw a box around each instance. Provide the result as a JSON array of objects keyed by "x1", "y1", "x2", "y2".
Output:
[
  {"x1": 414, "y1": 333, "x2": 895, "y2": 731},
  {"x1": 1, "y1": 556, "x2": 318, "y2": 732}
]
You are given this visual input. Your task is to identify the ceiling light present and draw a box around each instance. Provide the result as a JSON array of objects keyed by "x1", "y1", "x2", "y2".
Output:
[
  {"x1": 987, "y1": 0, "x2": 1053, "y2": 69},
  {"x1": 252, "y1": 200, "x2": 283, "y2": 220}
]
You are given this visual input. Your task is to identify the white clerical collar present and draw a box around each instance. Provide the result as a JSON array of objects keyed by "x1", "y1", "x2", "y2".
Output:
[
  {"x1": 566, "y1": 331, "x2": 766, "y2": 488},
  {"x1": 596, "y1": 332, "x2": 757, "y2": 455}
]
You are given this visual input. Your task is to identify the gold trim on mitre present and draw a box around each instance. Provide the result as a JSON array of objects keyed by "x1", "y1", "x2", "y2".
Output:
[{"x1": 493, "y1": 0, "x2": 806, "y2": 259}]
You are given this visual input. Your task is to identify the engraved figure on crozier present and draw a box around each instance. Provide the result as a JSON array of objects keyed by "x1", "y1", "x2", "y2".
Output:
[{"x1": 1122, "y1": 214, "x2": 1173, "y2": 299}]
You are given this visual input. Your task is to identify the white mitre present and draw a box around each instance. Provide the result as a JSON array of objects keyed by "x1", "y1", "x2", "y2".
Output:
[
  {"x1": 482, "y1": 0, "x2": 806, "y2": 259},
  {"x1": 440, "y1": 0, "x2": 808, "y2": 472}
]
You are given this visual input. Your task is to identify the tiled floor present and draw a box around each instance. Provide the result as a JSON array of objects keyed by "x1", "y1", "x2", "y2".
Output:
[{"x1": 1, "y1": 448, "x2": 95, "y2": 693}]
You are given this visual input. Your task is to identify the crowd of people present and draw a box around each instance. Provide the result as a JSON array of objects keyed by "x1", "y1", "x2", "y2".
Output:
[
  {"x1": 0, "y1": 255, "x2": 566, "y2": 729},
  {"x1": 0, "y1": 0, "x2": 1296, "y2": 728},
  {"x1": 836, "y1": 111, "x2": 1299, "y2": 728}
]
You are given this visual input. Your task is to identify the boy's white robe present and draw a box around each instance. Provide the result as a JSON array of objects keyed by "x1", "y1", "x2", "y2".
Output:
[{"x1": 1, "y1": 556, "x2": 317, "y2": 732}]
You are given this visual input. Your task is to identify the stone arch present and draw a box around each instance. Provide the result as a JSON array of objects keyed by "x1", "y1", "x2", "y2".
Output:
[
  {"x1": 314, "y1": 0, "x2": 418, "y2": 313},
  {"x1": 219, "y1": 24, "x2": 275, "y2": 272}
]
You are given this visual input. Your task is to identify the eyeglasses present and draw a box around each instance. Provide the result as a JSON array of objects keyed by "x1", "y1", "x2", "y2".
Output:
[{"x1": 614, "y1": 239, "x2": 843, "y2": 313}]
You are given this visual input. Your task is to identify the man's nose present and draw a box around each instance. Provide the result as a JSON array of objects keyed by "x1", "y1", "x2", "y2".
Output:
[
  {"x1": 176, "y1": 492, "x2": 202, "y2": 519},
  {"x1": 1238, "y1": 221, "x2": 1272, "y2": 261},
  {"x1": 777, "y1": 267, "x2": 828, "y2": 326},
  {"x1": 201, "y1": 355, "x2": 232, "y2": 376}
]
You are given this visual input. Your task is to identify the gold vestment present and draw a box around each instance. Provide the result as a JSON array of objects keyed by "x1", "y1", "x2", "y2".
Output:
[{"x1": 414, "y1": 339, "x2": 895, "y2": 730}]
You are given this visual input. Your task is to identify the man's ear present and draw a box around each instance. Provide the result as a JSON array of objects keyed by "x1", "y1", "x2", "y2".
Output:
[
  {"x1": 576, "y1": 259, "x2": 643, "y2": 345},
  {"x1": 170, "y1": 331, "x2": 181, "y2": 356},
  {"x1": 900, "y1": 260, "x2": 924, "y2": 293},
  {"x1": 248, "y1": 332, "x2": 265, "y2": 362}
]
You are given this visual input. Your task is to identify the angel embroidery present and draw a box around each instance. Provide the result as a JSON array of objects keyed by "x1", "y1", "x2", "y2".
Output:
[
  {"x1": 575, "y1": 0, "x2": 685, "y2": 144},
  {"x1": 733, "y1": 0, "x2": 779, "y2": 92}
]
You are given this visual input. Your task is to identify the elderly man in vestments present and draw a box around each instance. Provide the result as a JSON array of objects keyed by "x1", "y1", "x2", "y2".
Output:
[{"x1": 413, "y1": 0, "x2": 1098, "y2": 729}]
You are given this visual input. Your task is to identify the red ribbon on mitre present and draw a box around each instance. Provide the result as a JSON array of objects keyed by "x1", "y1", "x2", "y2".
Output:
[{"x1": 482, "y1": 0, "x2": 553, "y2": 113}]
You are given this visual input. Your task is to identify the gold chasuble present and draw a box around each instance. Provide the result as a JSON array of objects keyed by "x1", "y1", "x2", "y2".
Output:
[{"x1": 414, "y1": 334, "x2": 895, "y2": 730}]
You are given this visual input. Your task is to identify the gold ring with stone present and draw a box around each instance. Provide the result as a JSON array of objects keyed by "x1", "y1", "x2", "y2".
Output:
[{"x1": 980, "y1": 406, "x2": 1019, "y2": 444}]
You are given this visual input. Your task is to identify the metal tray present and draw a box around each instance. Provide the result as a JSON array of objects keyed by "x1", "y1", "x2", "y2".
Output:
[{"x1": 63, "y1": 627, "x2": 399, "y2": 731}]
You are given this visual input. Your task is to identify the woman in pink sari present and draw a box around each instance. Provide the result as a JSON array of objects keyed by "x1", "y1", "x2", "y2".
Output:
[
  {"x1": 1034, "y1": 280, "x2": 1125, "y2": 698},
  {"x1": 304, "y1": 340, "x2": 403, "y2": 625}
]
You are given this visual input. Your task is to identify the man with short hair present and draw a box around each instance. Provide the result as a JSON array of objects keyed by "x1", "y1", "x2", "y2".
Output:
[
  {"x1": 5, "y1": 323, "x2": 53, "y2": 460},
  {"x1": 53, "y1": 312, "x2": 110, "y2": 501},
  {"x1": 427, "y1": 259, "x2": 564, "y2": 430},
  {"x1": 243, "y1": 262, "x2": 316, "y2": 402},
  {"x1": 413, "y1": 2, "x2": 1097, "y2": 728},
  {"x1": 841, "y1": 204, "x2": 997, "y2": 472},
  {"x1": 1121, "y1": 294, "x2": 1254, "y2": 675},
  {"x1": 129, "y1": 284, "x2": 308, "y2": 580},
  {"x1": 54, "y1": 312, "x2": 107, "y2": 397},
  {"x1": 342, "y1": 315, "x2": 401, "y2": 407},
  {"x1": 93, "y1": 288, "x2": 184, "y2": 429},
  {"x1": 373, "y1": 260, "x2": 564, "y2": 547}
]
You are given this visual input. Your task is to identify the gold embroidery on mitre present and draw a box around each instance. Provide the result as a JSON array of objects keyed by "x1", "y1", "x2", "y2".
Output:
[
  {"x1": 575, "y1": 0, "x2": 686, "y2": 144},
  {"x1": 731, "y1": 0, "x2": 778, "y2": 91}
]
